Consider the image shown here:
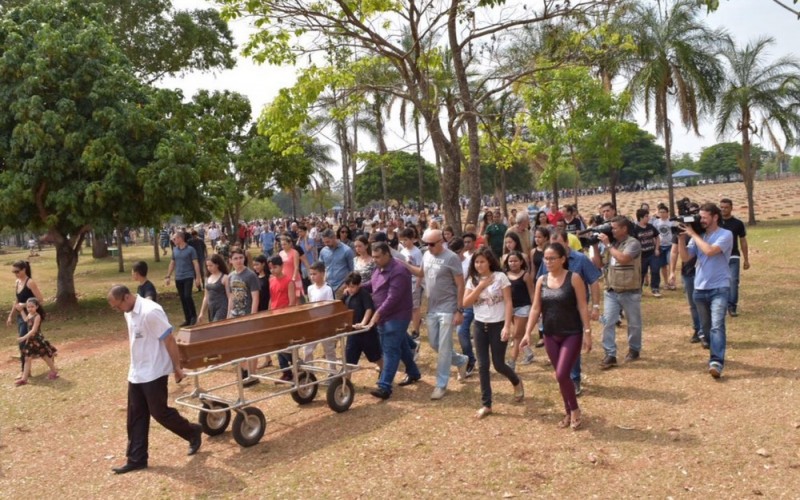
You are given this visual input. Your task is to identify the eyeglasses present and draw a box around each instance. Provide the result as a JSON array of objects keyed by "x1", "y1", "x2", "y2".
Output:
[
  {"x1": 543, "y1": 256, "x2": 563, "y2": 262},
  {"x1": 425, "y1": 239, "x2": 443, "y2": 246},
  {"x1": 11, "y1": 269, "x2": 21, "y2": 274}
]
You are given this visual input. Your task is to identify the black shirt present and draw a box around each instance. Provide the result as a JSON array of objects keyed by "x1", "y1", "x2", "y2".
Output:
[
  {"x1": 137, "y1": 280, "x2": 158, "y2": 303},
  {"x1": 632, "y1": 223, "x2": 658, "y2": 256},
  {"x1": 343, "y1": 288, "x2": 374, "y2": 325},
  {"x1": 719, "y1": 216, "x2": 746, "y2": 257}
]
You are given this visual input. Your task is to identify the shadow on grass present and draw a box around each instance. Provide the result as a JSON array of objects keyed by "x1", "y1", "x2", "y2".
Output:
[
  {"x1": 730, "y1": 339, "x2": 799, "y2": 352},
  {"x1": 584, "y1": 414, "x2": 701, "y2": 447},
  {"x1": 588, "y1": 381, "x2": 690, "y2": 405}
]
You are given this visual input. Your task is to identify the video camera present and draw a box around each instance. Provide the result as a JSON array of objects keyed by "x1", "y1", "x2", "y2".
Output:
[
  {"x1": 578, "y1": 216, "x2": 614, "y2": 248},
  {"x1": 669, "y1": 197, "x2": 703, "y2": 235}
]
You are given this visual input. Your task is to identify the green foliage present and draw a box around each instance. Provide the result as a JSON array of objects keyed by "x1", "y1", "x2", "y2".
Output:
[
  {"x1": 355, "y1": 151, "x2": 438, "y2": 206},
  {"x1": 791, "y1": 156, "x2": 800, "y2": 175},
  {"x1": 697, "y1": 142, "x2": 742, "y2": 179},
  {"x1": 239, "y1": 196, "x2": 282, "y2": 221},
  {"x1": 476, "y1": 162, "x2": 533, "y2": 196},
  {"x1": 618, "y1": 127, "x2": 667, "y2": 186}
]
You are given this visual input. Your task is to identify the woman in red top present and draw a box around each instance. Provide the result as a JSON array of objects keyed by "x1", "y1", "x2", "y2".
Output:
[
  {"x1": 279, "y1": 236, "x2": 307, "y2": 302},
  {"x1": 268, "y1": 255, "x2": 296, "y2": 310}
]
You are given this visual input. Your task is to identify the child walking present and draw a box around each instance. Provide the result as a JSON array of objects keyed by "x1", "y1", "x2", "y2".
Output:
[
  {"x1": 344, "y1": 272, "x2": 383, "y2": 372},
  {"x1": 303, "y1": 263, "x2": 337, "y2": 376},
  {"x1": 17, "y1": 298, "x2": 58, "y2": 386}
]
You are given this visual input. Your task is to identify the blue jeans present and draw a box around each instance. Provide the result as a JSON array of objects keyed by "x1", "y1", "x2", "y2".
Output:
[
  {"x1": 377, "y1": 320, "x2": 420, "y2": 393},
  {"x1": 427, "y1": 312, "x2": 468, "y2": 388},
  {"x1": 693, "y1": 287, "x2": 729, "y2": 368},
  {"x1": 456, "y1": 307, "x2": 476, "y2": 365},
  {"x1": 641, "y1": 253, "x2": 661, "y2": 291},
  {"x1": 728, "y1": 257, "x2": 741, "y2": 311},
  {"x1": 601, "y1": 290, "x2": 642, "y2": 357},
  {"x1": 682, "y1": 275, "x2": 701, "y2": 334}
]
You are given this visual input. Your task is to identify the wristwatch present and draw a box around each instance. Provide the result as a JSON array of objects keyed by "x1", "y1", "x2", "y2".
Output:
[{"x1": 456, "y1": 307, "x2": 465, "y2": 314}]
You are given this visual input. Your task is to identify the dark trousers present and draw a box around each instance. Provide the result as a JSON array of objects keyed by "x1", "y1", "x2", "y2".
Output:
[
  {"x1": 126, "y1": 375, "x2": 194, "y2": 465},
  {"x1": 473, "y1": 320, "x2": 519, "y2": 408},
  {"x1": 175, "y1": 278, "x2": 197, "y2": 324},
  {"x1": 16, "y1": 315, "x2": 27, "y2": 371},
  {"x1": 544, "y1": 334, "x2": 583, "y2": 413}
]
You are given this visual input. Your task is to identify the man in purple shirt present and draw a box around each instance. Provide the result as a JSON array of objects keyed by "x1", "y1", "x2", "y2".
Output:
[{"x1": 362, "y1": 242, "x2": 421, "y2": 399}]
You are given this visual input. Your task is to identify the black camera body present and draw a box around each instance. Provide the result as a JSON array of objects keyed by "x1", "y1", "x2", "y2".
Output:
[
  {"x1": 578, "y1": 221, "x2": 614, "y2": 248},
  {"x1": 670, "y1": 197, "x2": 703, "y2": 235}
]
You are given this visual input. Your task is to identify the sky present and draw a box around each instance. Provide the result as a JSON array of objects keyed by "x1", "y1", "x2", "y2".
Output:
[{"x1": 162, "y1": 0, "x2": 800, "y2": 175}]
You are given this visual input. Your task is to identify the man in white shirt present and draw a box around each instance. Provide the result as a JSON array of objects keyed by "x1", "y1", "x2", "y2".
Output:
[{"x1": 107, "y1": 285, "x2": 202, "y2": 474}]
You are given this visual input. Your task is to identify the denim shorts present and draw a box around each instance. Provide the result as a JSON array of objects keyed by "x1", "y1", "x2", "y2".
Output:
[{"x1": 513, "y1": 305, "x2": 531, "y2": 318}]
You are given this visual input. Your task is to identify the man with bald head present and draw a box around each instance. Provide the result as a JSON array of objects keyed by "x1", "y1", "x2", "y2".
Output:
[
  {"x1": 405, "y1": 229, "x2": 469, "y2": 400},
  {"x1": 107, "y1": 285, "x2": 201, "y2": 474}
]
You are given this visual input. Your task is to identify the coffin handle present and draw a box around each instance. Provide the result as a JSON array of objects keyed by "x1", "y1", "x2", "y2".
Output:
[
  {"x1": 289, "y1": 337, "x2": 306, "y2": 345},
  {"x1": 203, "y1": 354, "x2": 222, "y2": 363}
]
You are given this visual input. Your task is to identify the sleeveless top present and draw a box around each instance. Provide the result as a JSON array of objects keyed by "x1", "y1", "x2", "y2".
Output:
[
  {"x1": 354, "y1": 256, "x2": 377, "y2": 283},
  {"x1": 205, "y1": 274, "x2": 228, "y2": 322},
  {"x1": 541, "y1": 271, "x2": 582, "y2": 337},
  {"x1": 508, "y1": 272, "x2": 532, "y2": 308},
  {"x1": 280, "y1": 249, "x2": 304, "y2": 297},
  {"x1": 531, "y1": 248, "x2": 544, "y2": 276},
  {"x1": 257, "y1": 274, "x2": 270, "y2": 312},
  {"x1": 16, "y1": 278, "x2": 35, "y2": 305}
]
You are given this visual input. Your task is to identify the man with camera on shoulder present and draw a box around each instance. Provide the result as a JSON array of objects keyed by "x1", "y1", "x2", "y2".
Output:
[
  {"x1": 597, "y1": 216, "x2": 643, "y2": 370},
  {"x1": 678, "y1": 203, "x2": 733, "y2": 379}
]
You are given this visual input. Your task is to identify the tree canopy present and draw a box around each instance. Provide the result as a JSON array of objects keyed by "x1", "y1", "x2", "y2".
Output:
[{"x1": 355, "y1": 151, "x2": 438, "y2": 207}]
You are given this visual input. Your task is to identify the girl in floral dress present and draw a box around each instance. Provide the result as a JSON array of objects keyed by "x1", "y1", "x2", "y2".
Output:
[{"x1": 16, "y1": 298, "x2": 58, "y2": 386}]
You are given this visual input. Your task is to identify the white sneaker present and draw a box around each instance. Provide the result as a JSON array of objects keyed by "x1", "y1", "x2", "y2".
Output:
[
  {"x1": 430, "y1": 387, "x2": 447, "y2": 400},
  {"x1": 457, "y1": 362, "x2": 467, "y2": 383}
]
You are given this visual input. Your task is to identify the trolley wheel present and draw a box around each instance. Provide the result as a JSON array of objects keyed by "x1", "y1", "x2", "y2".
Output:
[
  {"x1": 326, "y1": 377, "x2": 355, "y2": 413},
  {"x1": 199, "y1": 402, "x2": 231, "y2": 436},
  {"x1": 290, "y1": 371, "x2": 318, "y2": 405},
  {"x1": 231, "y1": 407, "x2": 266, "y2": 447}
]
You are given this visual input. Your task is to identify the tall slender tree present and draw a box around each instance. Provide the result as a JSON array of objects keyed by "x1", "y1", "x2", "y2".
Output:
[
  {"x1": 627, "y1": 0, "x2": 725, "y2": 213},
  {"x1": 715, "y1": 36, "x2": 800, "y2": 225}
]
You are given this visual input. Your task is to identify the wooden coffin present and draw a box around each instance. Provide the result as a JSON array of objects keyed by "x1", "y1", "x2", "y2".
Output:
[{"x1": 176, "y1": 300, "x2": 354, "y2": 369}]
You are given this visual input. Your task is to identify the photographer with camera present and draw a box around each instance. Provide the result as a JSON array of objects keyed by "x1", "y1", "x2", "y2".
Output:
[
  {"x1": 597, "y1": 216, "x2": 643, "y2": 370},
  {"x1": 678, "y1": 203, "x2": 733, "y2": 378}
]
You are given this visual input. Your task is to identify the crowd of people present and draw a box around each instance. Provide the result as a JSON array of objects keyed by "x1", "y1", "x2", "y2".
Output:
[{"x1": 6, "y1": 196, "x2": 750, "y2": 472}]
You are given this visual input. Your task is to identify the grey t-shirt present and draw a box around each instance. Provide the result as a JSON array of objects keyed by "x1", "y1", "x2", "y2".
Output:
[
  {"x1": 172, "y1": 245, "x2": 198, "y2": 280},
  {"x1": 227, "y1": 267, "x2": 260, "y2": 317},
  {"x1": 422, "y1": 248, "x2": 462, "y2": 313}
]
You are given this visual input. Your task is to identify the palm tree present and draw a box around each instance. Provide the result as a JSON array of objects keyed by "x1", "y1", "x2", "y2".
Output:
[
  {"x1": 627, "y1": 0, "x2": 725, "y2": 213},
  {"x1": 715, "y1": 36, "x2": 800, "y2": 225}
]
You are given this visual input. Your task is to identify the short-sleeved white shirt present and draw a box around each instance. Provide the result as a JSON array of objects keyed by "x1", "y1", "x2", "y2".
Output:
[
  {"x1": 466, "y1": 272, "x2": 511, "y2": 323},
  {"x1": 308, "y1": 283, "x2": 334, "y2": 302},
  {"x1": 125, "y1": 296, "x2": 174, "y2": 384}
]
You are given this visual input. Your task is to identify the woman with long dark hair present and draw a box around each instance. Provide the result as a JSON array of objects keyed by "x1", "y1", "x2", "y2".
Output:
[
  {"x1": 198, "y1": 254, "x2": 230, "y2": 323},
  {"x1": 7, "y1": 261, "x2": 44, "y2": 381},
  {"x1": 523, "y1": 243, "x2": 591, "y2": 430},
  {"x1": 463, "y1": 247, "x2": 523, "y2": 419}
]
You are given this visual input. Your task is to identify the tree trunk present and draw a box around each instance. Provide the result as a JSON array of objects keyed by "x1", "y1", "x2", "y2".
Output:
[
  {"x1": 374, "y1": 98, "x2": 389, "y2": 207},
  {"x1": 350, "y1": 118, "x2": 359, "y2": 211},
  {"x1": 499, "y1": 166, "x2": 508, "y2": 221},
  {"x1": 54, "y1": 233, "x2": 83, "y2": 307},
  {"x1": 660, "y1": 99, "x2": 676, "y2": 214},
  {"x1": 448, "y1": 1, "x2": 480, "y2": 235},
  {"x1": 153, "y1": 227, "x2": 161, "y2": 262},
  {"x1": 415, "y1": 116, "x2": 425, "y2": 210},
  {"x1": 552, "y1": 177, "x2": 559, "y2": 212},
  {"x1": 116, "y1": 225, "x2": 125, "y2": 272},
  {"x1": 610, "y1": 167, "x2": 619, "y2": 211},
  {"x1": 92, "y1": 232, "x2": 109, "y2": 258},
  {"x1": 741, "y1": 127, "x2": 757, "y2": 225}
]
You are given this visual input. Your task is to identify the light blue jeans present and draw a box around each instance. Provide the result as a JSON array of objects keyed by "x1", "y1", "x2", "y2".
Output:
[
  {"x1": 427, "y1": 312, "x2": 468, "y2": 388},
  {"x1": 682, "y1": 275, "x2": 701, "y2": 334},
  {"x1": 694, "y1": 287, "x2": 729, "y2": 369},
  {"x1": 601, "y1": 290, "x2": 642, "y2": 358}
]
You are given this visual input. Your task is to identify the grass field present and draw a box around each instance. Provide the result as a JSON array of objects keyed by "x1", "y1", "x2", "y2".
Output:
[{"x1": 1, "y1": 180, "x2": 799, "y2": 498}]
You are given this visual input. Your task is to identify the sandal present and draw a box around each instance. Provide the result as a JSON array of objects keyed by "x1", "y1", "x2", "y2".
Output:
[
  {"x1": 475, "y1": 407, "x2": 492, "y2": 419},
  {"x1": 557, "y1": 413, "x2": 571, "y2": 428},
  {"x1": 47, "y1": 371, "x2": 59, "y2": 380},
  {"x1": 571, "y1": 410, "x2": 583, "y2": 430},
  {"x1": 15, "y1": 379, "x2": 27, "y2": 386},
  {"x1": 535, "y1": 339, "x2": 545, "y2": 348},
  {"x1": 513, "y1": 381, "x2": 524, "y2": 402}
]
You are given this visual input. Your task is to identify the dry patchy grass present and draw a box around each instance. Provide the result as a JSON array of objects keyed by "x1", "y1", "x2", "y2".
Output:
[{"x1": 1, "y1": 179, "x2": 799, "y2": 498}]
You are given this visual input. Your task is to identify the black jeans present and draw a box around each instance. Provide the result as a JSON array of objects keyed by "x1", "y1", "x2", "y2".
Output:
[
  {"x1": 126, "y1": 375, "x2": 194, "y2": 465},
  {"x1": 473, "y1": 319, "x2": 520, "y2": 408},
  {"x1": 175, "y1": 278, "x2": 197, "y2": 324}
]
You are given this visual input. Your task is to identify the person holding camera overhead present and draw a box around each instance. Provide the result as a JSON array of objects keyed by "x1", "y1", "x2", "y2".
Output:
[
  {"x1": 597, "y1": 216, "x2": 643, "y2": 370},
  {"x1": 678, "y1": 203, "x2": 732, "y2": 379}
]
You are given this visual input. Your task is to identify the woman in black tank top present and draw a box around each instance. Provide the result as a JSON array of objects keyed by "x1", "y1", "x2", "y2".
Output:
[
  {"x1": 8, "y1": 261, "x2": 45, "y2": 378},
  {"x1": 522, "y1": 243, "x2": 591, "y2": 430},
  {"x1": 503, "y1": 251, "x2": 535, "y2": 369}
]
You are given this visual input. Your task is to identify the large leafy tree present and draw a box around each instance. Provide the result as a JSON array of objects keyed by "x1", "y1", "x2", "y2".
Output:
[
  {"x1": 627, "y1": 0, "x2": 725, "y2": 213},
  {"x1": 696, "y1": 142, "x2": 742, "y2": 180},
  {"x1": 0, "y1": 0, "x2": 236, "y2": 83},
  {"x1": 715, "y1": 36, "x2": 800, "y2": 225},
  {"x1": 0, "y1": 0, "x2": 205, "y2": 306},
  {"x1": 355, "y1": 151, "x2": 438, "y2": 207}
]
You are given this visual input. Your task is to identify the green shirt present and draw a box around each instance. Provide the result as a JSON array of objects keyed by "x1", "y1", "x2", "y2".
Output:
[{"x1": 484, "y1": 223, "x2": 508, "y2": 258}]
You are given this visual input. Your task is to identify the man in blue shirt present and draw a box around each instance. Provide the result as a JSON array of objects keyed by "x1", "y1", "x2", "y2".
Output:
[
  {"x1": 678, "y1": 203, "x2": 733, "y2": 378},
  {"x1": 319, "y1": 228, "x2": 355, "y2": 298},
  {"x1": 535, "y1": 229, "x2": 601, "y2": 396},
  {"x1": 260, "y1": 223, "x2": 276, "y2": 257}
]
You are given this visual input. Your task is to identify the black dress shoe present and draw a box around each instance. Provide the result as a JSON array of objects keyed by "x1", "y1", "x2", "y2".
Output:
[
  {"x1": 112, "y1": 462, "x2": 147, "y2": 474},
  {"x1": 370, "y1": 388, "x2": 391, "y2": 400},
  {"x1": 397, "y1": 375, "x2": 420, "y2": 387},
  {"x1": 188, "y1": 424, "x2": 203, "y2": 456}
]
